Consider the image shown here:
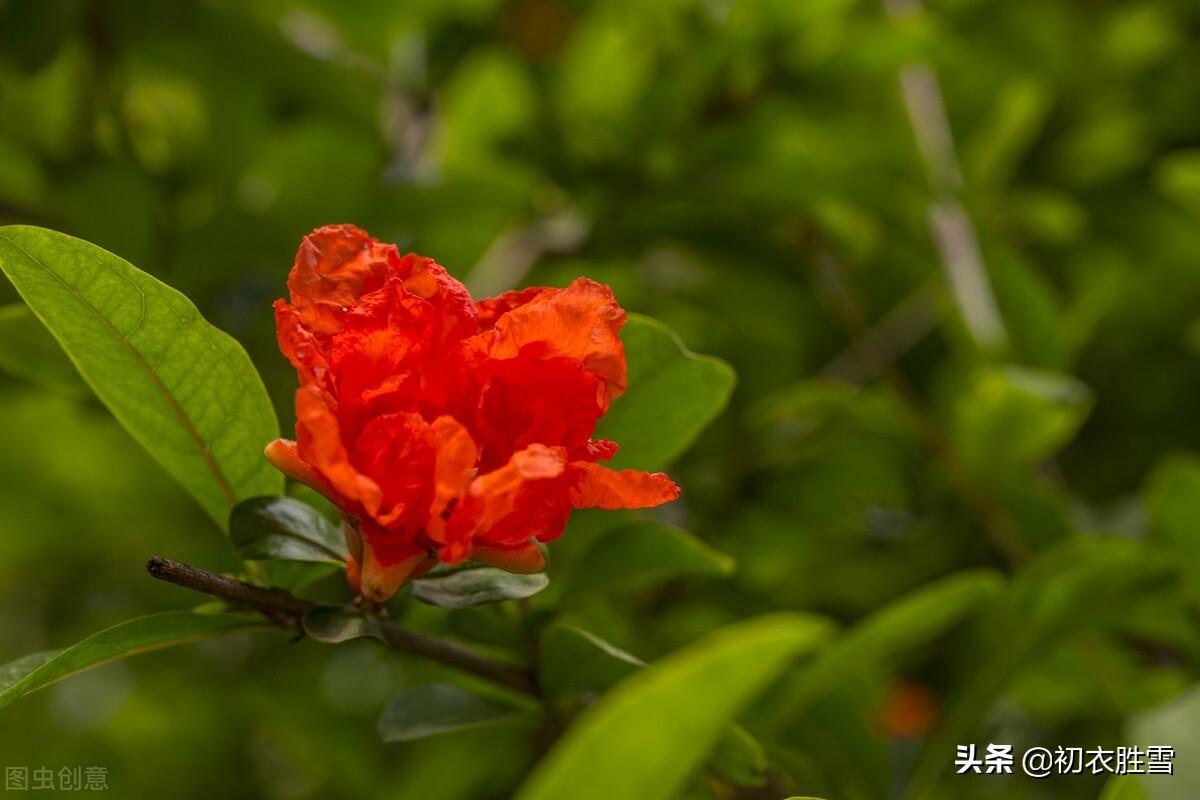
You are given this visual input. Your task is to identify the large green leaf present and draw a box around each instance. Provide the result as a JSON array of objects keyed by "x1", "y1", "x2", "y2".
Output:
[
  {"x1": 538, "y1": 624, "x2": 768, "y2": 788},
  {"x1": 597, "y1": 314, "x2": 735, "y2": 470},
  {"x1": 412, "y1": 565, "x2": 549, "y2": 609},
  {"x1": 230, "y1": 496, "x2": 347, "y2": 564},
  {"x1": 378, "y1": 683, "x2": 528, "y2": 742},
  {"x1": 514, "y1": 613, "x2": 833, "y2": 800},
  {"x1": 0, "y1": 303, "x2": 86, "y2": 394},
  {"x1": 0, "y1": 611, "x2": 262, "y2": 711},
  {"x1": 566, "y1": 521, "x2": 734, "y2": 601},
  {"x1": 0, "y1": 225, "x2": 282, "y2": 528}
]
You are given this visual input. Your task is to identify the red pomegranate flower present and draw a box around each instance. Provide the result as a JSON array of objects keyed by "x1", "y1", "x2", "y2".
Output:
[{"x1": 265, "y1": 225, "x2": 680, "y2": 601}]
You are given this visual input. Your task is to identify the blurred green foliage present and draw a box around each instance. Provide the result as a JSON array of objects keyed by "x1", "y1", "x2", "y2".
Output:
[{"x1": 3, "y1": 0, "x2": 1200, "y2": 798}]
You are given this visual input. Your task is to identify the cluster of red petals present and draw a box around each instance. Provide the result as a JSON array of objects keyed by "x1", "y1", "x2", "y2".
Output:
[{"x1": 266, "y1": 225, "x2": 679, "y2": 601}]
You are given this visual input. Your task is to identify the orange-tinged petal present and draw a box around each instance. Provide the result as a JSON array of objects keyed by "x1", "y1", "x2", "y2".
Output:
[
  {"x1": 397, "y1": 253, "x2": 478, "y2": 347},
  {"x1": 476, "y1": 286, "x2": 551, "y2": 329},
  {"x1": 441, "y1": 445, "x2": 567, "y2": 559},
  {"x1": 426, "y1": 416, "x2": 478, "y2": 542},
  {"x1": 455, "y1": 352, "x2": 604, "y2": 472},
  {"x1": 321, "y1": 263, "x2": 477, "y2": 435},
  {"x1": 264, "y1": 438, "x2": 343, "y2": 506},
  {"x1": 469, "y1": 444, "x2": 566, "y2": 507},
  {"x1": 274, "y1": 301, "x2": 329, "y2": 387},
  {"x1": 264, "y1": 438, "x2": 313, "y2": 485},
  {"x1": 287, "y1": 224, "x2": 395, "y2": 335},
  {"x1": 464, "y1": 278, "x2": 627, "y2": 407},
  {"x1": 349, "y1": 412, "x2": 435, "y2": 527},
  {"x1": 569, "y1": 462, "x2": 680, "y2": 509},
  {"x1": 294, "y1": 386, "x2": 382, "y2": 515}
]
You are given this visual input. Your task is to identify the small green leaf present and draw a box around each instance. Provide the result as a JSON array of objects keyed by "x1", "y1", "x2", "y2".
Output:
[
  {"x1": 412, "y1": 566, "x2": 549, "y2": 609},
  {"x1": 597, "y1": 314, "x2": 735, "y2": 470},
  {"x1": 0, "y1": 611, "x2": 262, "y2": 711},
  {"x1": 539, "y1": 623, "x2": 644, "y2": 700},
  {"x1": 0, "y1": 303, "x2": 86, "y2": 394},
  {"x1": 567, "y1": 522, "x2": 734, "y2": 600},
  {"x1": 303, "y1": 607, "x2": 383, "y2": 643},
  {"x1": 0, "y1": 225, "x2": 282, "y2": 529},
  {"x1": 950, "y1": 366, "x2": 1092, "y2": 475},
  {"x1": 230, "y1": 496, "x2": 347, "y2": 564},
  {"x1": 378, "y1": 683, "x2": 526, "y2": 742},
  {"x1": 1145, "y1": 453, "x2": 1200, "y2": 552},
  {"x1": 514, "y1": 613, "x2": 833, "y2": 800},
  {"x1": 709, "y1": 723, "x2": 767, "y2": 788}
]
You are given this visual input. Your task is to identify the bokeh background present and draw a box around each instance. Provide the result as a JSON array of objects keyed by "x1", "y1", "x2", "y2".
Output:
[{"x1": 3, "y1": 0, "x2": 1200, "y2": 798}]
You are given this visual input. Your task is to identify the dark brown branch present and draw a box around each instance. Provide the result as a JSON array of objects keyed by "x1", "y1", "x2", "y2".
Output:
[
  {"x1": 146, "y1": 556, "x2": 537, "y2": 696},
  {"x1": 147, "y1": 556, "x2": 313, "y2": 616},
  {"x1": 373, "y1": 624, "x2": 536, "y2": 696}
]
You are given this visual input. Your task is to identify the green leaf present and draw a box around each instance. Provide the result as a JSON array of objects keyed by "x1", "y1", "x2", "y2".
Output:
[
  {"x1": 815, "y1": 570, "x2": 1003, "y2": 678},
  {"x1": 378, "y1": 683, "x2": 526, "y2": 742},
  {"x1": 514, "y1": 613, "x2": 833, "y2": 800},
  {"x1": 302, "y1": 607, "x2": 383, "y2": 643},
  {"x1": 0, "y1": 611, "x2": 262, "y2": 711},
  {"x1": 1144, "y1": 453, "x2": 1200, "y2": 550},
  {"x1": 539, "y1": 623, "x2": 644, "y2": 700},
  {"x1": 263, "y1": 561, "x2": 341, "y2": 592},
  {"x1": 950, "y1": 366, "x2": 1092, "y2": 476},
  {"x1": 0, "y1": 652, "x2": 56, "y2": 695},
  {"x1": 0, "y1": 303, "x2": 86, "y2": 394},
  {"x1": 1100, "y1": 775, "x2": 1151, "y2": 800},
  {"x1": 539, "y1": 624, "x2": 768, "y2": 788},
  {"x1": 597, "y1": 314, "x2": 735, "y2": 470},
  {"x1": 1156, "y1": 149, "x2": 1200, "y2": 218},
  {"x1": 709, "y1": 723, "x2": 767, "y2": 788},
  {"x1": 230, "y1": 496, "x2": 347, "y2": 564},
  {"x1": 567, "y1": 521, "x2": 734, "y2": 600},
  {"x1": 412, "y1": 566, "x2": 549, "y2": 609},
  {"x1": 762, "y1": 570, "x2": 1002, "y2": 732},
  {"x1": 907, "y1": 540, "x2": 1172, "y2": 798},
  {"x1": 1128, "y1": 685, "x2": 1200, "y2": 800},
  {"x1": 0, "y1": 225, "x2": 282, "y2": 528}
]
